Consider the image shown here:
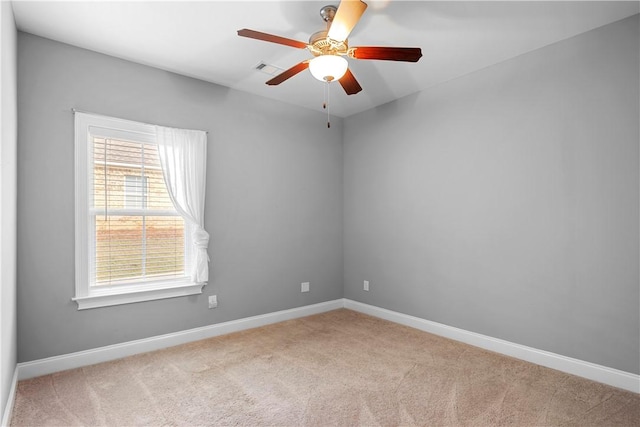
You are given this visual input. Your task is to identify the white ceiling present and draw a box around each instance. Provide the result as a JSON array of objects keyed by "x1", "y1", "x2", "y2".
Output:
[{"x1": 11, "y1": 1, "x2": 640, "y2": 118}]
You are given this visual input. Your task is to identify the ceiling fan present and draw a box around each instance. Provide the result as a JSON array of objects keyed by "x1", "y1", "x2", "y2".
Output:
[{"x1": 237, "y1": 0, "x2": 422, "y2": 96}]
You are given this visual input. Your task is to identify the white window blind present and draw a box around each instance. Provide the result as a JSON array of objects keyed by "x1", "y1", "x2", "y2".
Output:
[{"x1": 91, "y1": 137, "x2": 190, "y2": 286}]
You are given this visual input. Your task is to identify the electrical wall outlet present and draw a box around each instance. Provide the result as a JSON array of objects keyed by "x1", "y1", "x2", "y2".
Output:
[
  {"x1": 364, "y1": 280, "x2": 370, "y2": 291},
  {"x1": 208, "y1": 295, "x2": 218, "y2": 308},
  {"x1": 301, "y1": 282, "x2": 310, "y2": 293}
]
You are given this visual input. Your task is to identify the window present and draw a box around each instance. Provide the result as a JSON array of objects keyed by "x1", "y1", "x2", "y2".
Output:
[
  {"x1": 124, "y1": 175, "x2": 148, "y2": 209},
  {"x1": 74, "y1": 113, "x2": 205, "y2": 309}
]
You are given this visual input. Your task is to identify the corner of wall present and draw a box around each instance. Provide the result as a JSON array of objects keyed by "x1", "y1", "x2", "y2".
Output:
[{"x1": 0, "y1": 0, "x2": 19, "y2": 424}]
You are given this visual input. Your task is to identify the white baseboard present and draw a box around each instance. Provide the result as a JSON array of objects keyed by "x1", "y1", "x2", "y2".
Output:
[
  {"x1": 17, "y1": 299, "x2": 343, "y2": 381},
  {"x1": 15, "y1": 298, "x2": 639, "y2": 395},
  {"x1": 1, "y1": 367, "x2": 18, "y2": 427},
  {"x1": 343, "y1": 299, "x2": 640, "y2": 394}
]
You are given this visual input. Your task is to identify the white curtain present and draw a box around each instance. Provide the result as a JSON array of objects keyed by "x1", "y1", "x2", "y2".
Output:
[{"x1": 156, "y1": 126, "x2": 209, "y2": 283}]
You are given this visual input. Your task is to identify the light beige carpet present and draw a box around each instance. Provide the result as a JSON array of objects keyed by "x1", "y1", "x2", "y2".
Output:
[{"x1": 10, "y1": 309, "x2": 640, "y2": 426}]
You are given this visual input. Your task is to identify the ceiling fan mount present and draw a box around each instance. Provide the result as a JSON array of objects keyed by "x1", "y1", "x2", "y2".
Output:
[
  {"x1": 237, "y1": 0, "x2": 422, "y2": 95},
  {"x1": 319, "y1": 5, "x2": 338, "y2": 23}
]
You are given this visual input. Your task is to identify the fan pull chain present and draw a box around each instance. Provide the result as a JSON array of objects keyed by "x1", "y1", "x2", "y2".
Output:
[
  {"x1": 323, "y1": 79, "x2": 327, "y2": 111},
  {"x1": 327, "y1": 81, "x2": 331, "y2": 128},
  {"x1": 322, "y1": 80, "x2": 331, "y2": 128}
]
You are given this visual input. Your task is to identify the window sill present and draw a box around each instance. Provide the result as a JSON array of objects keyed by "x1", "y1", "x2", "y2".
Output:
[{"x1": 72, "y1": 282, "x2": 206, "y2": 310}]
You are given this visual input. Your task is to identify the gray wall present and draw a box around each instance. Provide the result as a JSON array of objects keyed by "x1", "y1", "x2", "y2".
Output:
[
  {"x1": 343, "y1": 15, "x2": 639, "y2": 374},
  {"x1": 0, "y1": 0, "x2": 18, "y2": 421},
  {"x1": 17, "y1": 33, "x2": 343, "y2": 362},
  {"x1": 16, "y1": 14, "x2": 640, "y2": 376}
]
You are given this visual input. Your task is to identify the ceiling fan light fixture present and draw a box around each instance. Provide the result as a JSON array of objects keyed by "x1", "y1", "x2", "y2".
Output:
[
  {"x1": 237, "y1": 0, "x2": 420, "y2": 99},
  {"x1": 309, "y1": 55, "x2": 348, "y2": 82}
]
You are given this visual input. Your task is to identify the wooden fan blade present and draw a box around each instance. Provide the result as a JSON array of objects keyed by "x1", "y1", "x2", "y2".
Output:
[
  {"x1": 327, "y1": 0, "x2": 368, "y2": 43},
  {"x1": 266, "y1": 61, "x2": 310, "y2": 86},
  {"x1": 351, "y1": 46, "x2": 422, "y2": 62},
  {"x1": 237, "y1": 29, "x2": 308, "y2": 49},
  {"x1": 338, "y1": 68, "x2": 362, "y2": 95}
]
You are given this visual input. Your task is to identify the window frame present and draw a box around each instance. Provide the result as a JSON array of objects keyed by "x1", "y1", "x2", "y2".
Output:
[{"x1": 74, "y1": 112, "x2": 204, "y2": 310}]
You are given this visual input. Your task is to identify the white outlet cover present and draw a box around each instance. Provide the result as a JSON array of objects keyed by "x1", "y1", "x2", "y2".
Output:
[
  {"x1": 364, "y1": 281, "x2": 370, "y2": 291},
  {"x1": 208, "y1": 295, "x2": 218, "y2": 308},
  {"x1": 301, "y1": 282, "x2": 310, "y2": 293}
]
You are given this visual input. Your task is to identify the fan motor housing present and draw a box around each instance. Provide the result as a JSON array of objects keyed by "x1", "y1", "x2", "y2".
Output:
[{"x1": 308, "y1": 30, "x2": 348, "y2": 56}]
